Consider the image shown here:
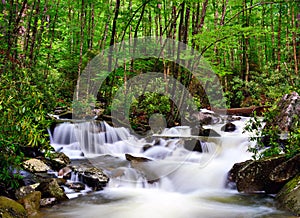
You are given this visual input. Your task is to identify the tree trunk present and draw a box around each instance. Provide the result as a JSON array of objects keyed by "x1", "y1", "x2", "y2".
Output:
[
  {"x1": 276, "y1": 4, "x2": 282, "y2": 71},
  {"x1": 291, "y1": 5, "x2": 298, "y2": 75},
  {"x1": 76, "y1": 0, "x2": 85, "y2": 101}
]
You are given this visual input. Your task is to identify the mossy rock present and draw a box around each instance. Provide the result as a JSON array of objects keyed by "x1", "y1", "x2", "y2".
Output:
[
  {"x1": 0, "y1": 196, "x2": 27, "y2": 218},
  {"x1": 276, "y1": 174, "x2": 300, "y2": 215}
]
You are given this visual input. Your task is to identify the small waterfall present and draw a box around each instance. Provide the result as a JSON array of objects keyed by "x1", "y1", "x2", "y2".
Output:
[
  {"x1": 52, "y1": 122, "x2": 78, "y2": 145},
  {"x1": 50, "y1": 121, "x2": 134, "y2": 158}
]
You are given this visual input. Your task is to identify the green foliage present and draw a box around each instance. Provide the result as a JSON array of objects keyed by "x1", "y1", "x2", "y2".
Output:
[
  {"x1": 0, "y1": 69, "x2": 55, "y2": 188},
  {"x1": 130, "y1": 92, "x2": 173, "y2": 131},
  {"x1": 244, "y1": 108, "x2": 300, "y2": 160}
]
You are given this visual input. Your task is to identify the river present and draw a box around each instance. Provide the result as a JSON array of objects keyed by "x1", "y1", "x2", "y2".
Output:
[{"x1": 39, "y1": 116, "x2": 295, "y2": 218}]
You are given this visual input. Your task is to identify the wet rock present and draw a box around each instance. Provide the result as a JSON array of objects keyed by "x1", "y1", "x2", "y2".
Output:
[
  {"x1": 221, "y1": 122, "x2": 236, "y2": 132},
  {"x1": 74, "y1": 167, "x2": 109, "y2": 191},
  {"x1": 270, "y1": 153, "x2": 300, "y2": 183},
  {"x1": 40, "y1": 198, "x2": 57, "y2": 207},
  {"x1": 184, "y1": 139, "x2": 202, "y2": 152},
  {"x1": 125, "y1": 154, "x2": 152, "y2": 163},
  {"x1": 192, "y1": 111, "x2": 223, "y2": 125},
  {"x1": 226, "y1": 116, "x2": 241, "y2": 122},
  {"x1": 46, "y1": 152, "x2": 71, "y2": 171},
  {"x1": 23, "y1": 158, "x2": 50, "y2": 173},
  {"x1": 228, "y1": 156, "x2": 287, "y2": 194},
  {"x1": 199, "y1": 128, "x2": 221, "y2": 137},
  {"x1": 58, "y1": 166, "x2": 73, "y2": 180},
  {"x1": 18, "y1": 191, "x2": 41, "y2": 216},
  {"x1": 191, "y1": 125, "x2": 220, "y2": 137},
  {"x1": 276, "y1": 174, "x2": 300, "y2": 216},
  {"x1": 0, "y1": 196, "x2": 27, "y2": 218},
  {"x1": 36, "y1": 178, "x2": 68, "y2": 201},
  {"x1": 65, "y1": 182, "x2": 86, "y2": 192},
  {"x1": 142, "y1": 144, "x2": 153, "y2": 152},
  {"x1": 226, "y1": 160, "x2": 252, "y2": 189}
]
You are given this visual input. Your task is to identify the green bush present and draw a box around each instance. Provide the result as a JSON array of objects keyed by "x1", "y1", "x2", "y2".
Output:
[{"x1": 0, "y1": 69, "x2": 55, "y2": 189}]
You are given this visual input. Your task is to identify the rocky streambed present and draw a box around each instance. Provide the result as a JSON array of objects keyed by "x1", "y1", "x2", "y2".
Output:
[{"x1": 1, "y1": 92, "x2": 300, "y2": 217}]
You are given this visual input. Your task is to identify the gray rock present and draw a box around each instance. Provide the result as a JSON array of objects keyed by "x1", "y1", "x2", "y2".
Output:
[{"x1": 276, "y1": 174, "x2": 300, "y2": 215}]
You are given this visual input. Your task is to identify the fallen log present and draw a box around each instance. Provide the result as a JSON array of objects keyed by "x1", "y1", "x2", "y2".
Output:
[{"x1": 211, "y1": 106, "x2": 270, "y2": 116}]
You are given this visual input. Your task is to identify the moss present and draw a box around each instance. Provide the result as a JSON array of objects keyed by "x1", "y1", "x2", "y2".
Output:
[
  {"x1": 0, "y1": 196, "x2": 27, "y2": 218},
  {"x1": 276, "y1": 174, "x2": 300, "y2": 215}
]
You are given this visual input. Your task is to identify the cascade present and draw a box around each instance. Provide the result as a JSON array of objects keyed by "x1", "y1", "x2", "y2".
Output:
[{"x1": 44, "y1": 116, "x2": 291, "y2": 218}]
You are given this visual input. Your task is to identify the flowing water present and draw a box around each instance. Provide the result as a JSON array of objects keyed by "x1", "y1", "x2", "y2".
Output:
[{"x1": 42, "y1": 117, "x2": 295, "y2": 218}]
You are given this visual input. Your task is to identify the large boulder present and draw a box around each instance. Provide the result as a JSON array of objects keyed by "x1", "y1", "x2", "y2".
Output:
[
  {"x1": 276, "y1": 174, "x2": 300, "y2": 216},
  {"x1": 264, "y1": 91, "x2": 300, "y2": 133},
  {"x1": 0, "y1": 196, "x2": 27, "y2": 218},
  {"x1": 270, "y1": 153, "x2": 300, "y2": 183},
  {"x1": 227, "y1": 156, "x2": 287, "y2": 193}
]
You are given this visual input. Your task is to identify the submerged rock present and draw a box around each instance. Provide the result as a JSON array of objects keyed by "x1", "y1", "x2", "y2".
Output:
[
  {"x1": 184, "y1": 139, "x2": 202, "y2": 152},
  {"x1": 221, "y1": 122, "x2": 236, "y2": 132},
  {"x1": 0, "y1": 196, "x2": 27, "y2": 218},
  {"x1": 125, "y1": 154, "x2": 152, "y2": 163},
  {"x1": 276, "y1": 174, "x2": 300, "y2": 216},
  {"x1": 65, "y1": 182, "x2": 86, "y2": 192}
]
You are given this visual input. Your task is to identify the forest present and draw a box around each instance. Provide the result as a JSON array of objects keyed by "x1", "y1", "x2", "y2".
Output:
[{"x1": 0, "y1": 0, "x2": 299, "y2": 188}]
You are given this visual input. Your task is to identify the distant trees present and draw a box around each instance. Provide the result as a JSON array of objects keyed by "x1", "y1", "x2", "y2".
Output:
[{"x1": 0, "y1": 0, "x2": 299, "y2": 186}]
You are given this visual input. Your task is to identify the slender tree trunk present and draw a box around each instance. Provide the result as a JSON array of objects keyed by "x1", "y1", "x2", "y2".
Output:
[
  {"x1": 45, "y1": 0, "x2": 61, "y2": 78},
  {"x1": 270, "y1": 4, "x2": 275, "y2": 62},
  {"x1": 291, "y1": 5, "x2": 298, "y2": 75},
  {"x1": 277, "y1": 4, "x2": 282, "y2": 71},
  {"x1": 108, "y1": 0, "x2": 120, "y2": 71},
  {"x1": 29, "y1": 0, "x2": 41, "y2": 66},
  {"x1": 76, "y1": 0, "x2": 85, "y2": 100}
]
